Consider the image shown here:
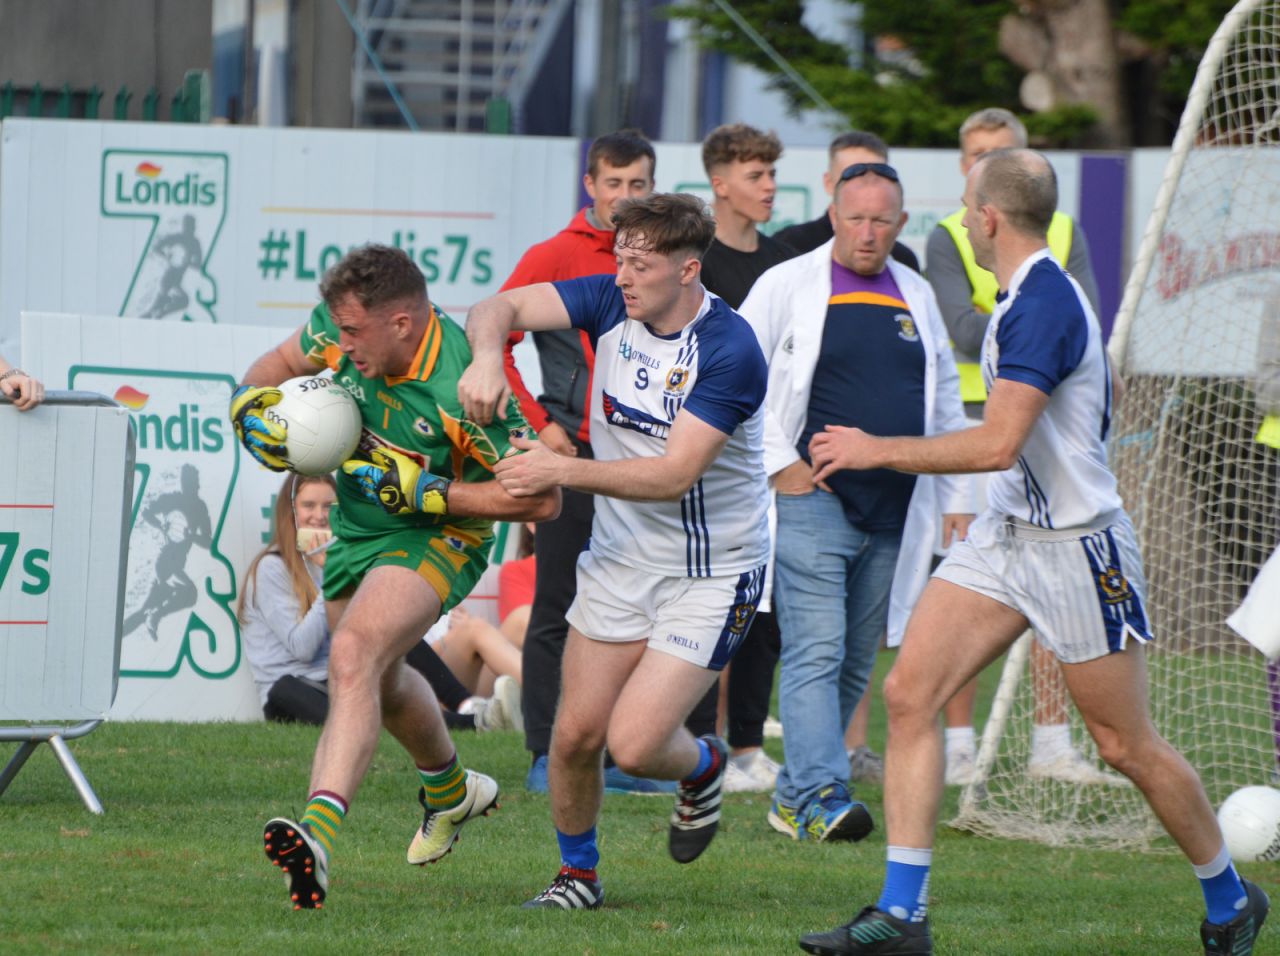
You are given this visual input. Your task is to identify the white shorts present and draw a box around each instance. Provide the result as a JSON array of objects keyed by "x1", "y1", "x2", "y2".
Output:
[
  {"x1": 933, "y1": 509, "x2": 1154, "y2": 664},
  {"x1": 565, "y1": 549, "x2": 766, "y2": 671}
]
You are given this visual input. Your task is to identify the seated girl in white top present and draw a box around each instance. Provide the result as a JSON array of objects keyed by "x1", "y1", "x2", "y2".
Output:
[{"x1": 238, "y1": 473, "x2": 336, "y2": 724}]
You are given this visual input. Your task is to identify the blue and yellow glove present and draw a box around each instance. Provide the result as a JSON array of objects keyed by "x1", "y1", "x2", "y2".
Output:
[
  {"x1": 229, "y1": 384, "x2": 289, "y2": 471},
  {"x1": 342, "y1": 446, "x2": 451, "y2": 516}
]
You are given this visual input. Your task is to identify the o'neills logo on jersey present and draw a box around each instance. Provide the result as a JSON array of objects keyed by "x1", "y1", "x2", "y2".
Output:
[
  {"x1": 602, "y1": 391, "x2": 671, "y2": 440},
  {"x1": 617, "y1": 340, "x2": 660, "y2": 369}
]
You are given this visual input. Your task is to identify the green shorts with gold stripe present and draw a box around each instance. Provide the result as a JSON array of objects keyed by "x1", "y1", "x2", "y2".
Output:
[{"x1": 322, "y1": 522, "x2": 492, "y2": 612}]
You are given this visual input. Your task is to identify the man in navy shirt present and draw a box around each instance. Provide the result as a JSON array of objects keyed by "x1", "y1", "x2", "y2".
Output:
[{"x1": 739, "y1": 163, "x2": 972, "y2": 846}]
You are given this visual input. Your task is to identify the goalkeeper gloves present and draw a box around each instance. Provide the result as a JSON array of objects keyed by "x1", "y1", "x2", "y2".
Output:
[
  {"x1": 229, "y1": 384, "x2": 289, "y2": 472},
  {"x1": 342, "y1": 446, "x2": 451, "y2": 516}
]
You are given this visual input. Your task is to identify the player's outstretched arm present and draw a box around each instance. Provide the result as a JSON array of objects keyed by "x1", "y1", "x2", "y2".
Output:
[
  {"x1": 231, "y1": 327, "x2": 323, "y2": 472},
  {"x1": 461, "y1": 284, "x2": 573, "y2": 425},
  {"x1": 494, "y1": 410, "x2": 730, "y2": 503},
  {"x1": 810, "y1": 376, "x2": 1049, "y2": 481}
]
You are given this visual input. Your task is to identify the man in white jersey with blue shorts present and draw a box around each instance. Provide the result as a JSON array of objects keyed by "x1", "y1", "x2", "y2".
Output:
[
  {"x1": 458, "y1": 192, "x2": 770, "y2": 911},
  {"x1": 794, "y1": 149, "x2": 1268, "y2": 956}
]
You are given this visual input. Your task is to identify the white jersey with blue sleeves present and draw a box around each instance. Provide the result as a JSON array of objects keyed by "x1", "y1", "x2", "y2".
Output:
[
  {"x1": 981, "y1": 248, "x2": 1121, "y2": 529},
  {"x1": 553, "y1": 274, "x2": 771, "y2": 577}
]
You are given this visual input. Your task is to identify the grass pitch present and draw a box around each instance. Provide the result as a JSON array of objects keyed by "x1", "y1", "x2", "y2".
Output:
[{"x1": 3, "y1": 659, "x2": 1276, "y2": 955}]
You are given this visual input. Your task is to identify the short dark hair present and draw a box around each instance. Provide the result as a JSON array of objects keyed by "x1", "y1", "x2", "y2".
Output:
[
  {"x1": 828, "y1": 130, "x2": 889, "y2": 161},
  {"x1": 611, "y1": 193, "x2": 716, "y2": 259},
  {"x1": 974, "y1": 148, "x2": 1057, "y2": 236},
  {"x1": 587, "y1": 128, "x2": 656, "y2": 178},
  {"x1": 319, "y1": 244, "x2": 426, "y2": 311},
  {"x1": 701, "y1": 123, "x2": 783, "y2": 176}
]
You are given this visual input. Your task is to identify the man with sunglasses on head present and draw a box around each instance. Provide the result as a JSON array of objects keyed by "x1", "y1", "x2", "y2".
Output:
[
  {"x1": 773, "y1": 130, "x2": 919, "y2": 274},
  {"x1": 738, "y1": 161, "x2": 973, "y2": 845}
]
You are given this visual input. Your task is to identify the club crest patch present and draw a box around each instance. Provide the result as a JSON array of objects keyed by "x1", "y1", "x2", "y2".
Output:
[
  {"x1": 664, "y1": 365, "x2": 690, "y2": 394},
  {"x1": 895, "y1": 314, "x2": 920, "y2": 342},
  {"x1": 1097, "y1": 567, "x2": 1134, "y2": 604}
]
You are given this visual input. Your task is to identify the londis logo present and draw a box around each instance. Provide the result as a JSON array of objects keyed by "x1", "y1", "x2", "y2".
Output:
[
  {"x1": 102, "y1": 150, "x2": 227, "y2": 322},
  {"x1": 111, "y1": 159, "x2": 218, "y2": 207},
  {"x1": 113, "y1": 384, "x2": 226, "y2": 453}
]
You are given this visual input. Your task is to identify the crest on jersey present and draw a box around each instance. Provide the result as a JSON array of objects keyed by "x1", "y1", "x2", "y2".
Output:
[
  {"x1": 413, "y1": 417, "x2": 434, "y2": 438},
  {"x1": 894, "y1": 314, "x2": 920, "y2": 342},
  {"x1": 665, "y1": 365, "x2": 690, "y2": 392},
  {"x1": 1097, "y1": 567, "x2": 1134, "y2": 604},
  {"x1": 782, "y1": 334, "x2": 795, "y2": 354}
]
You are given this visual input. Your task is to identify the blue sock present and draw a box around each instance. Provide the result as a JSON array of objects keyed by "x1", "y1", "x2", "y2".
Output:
[
  {"x1": 556, "y1": 826, "x2": 600, "y2": 873},
  {"x1": 688, "y1": 738, "x2": 714, "y2": 781},
  {"x1": 1194, "y1": 844, "x2": 1247, "y2": 924},
  {"x1": 877, "y1": 847, "x2": 933, "y2": 924}
]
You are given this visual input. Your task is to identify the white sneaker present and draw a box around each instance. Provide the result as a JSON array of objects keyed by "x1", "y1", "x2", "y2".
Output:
[
  {"x1": 722, "y1": 751, "x2": 779, "y2": 793},
  {"x1": 722, "y1": 759, "x2": 763, "y2": 793},
  {"x1": 493, "y1": 674, "x2": 523, "y2": 734},
  {"x1": 1028, "y1": 748, "x2": 1130, "y2": 787},
  {"x1": 469, "y1": 695, "x2": 505, "y2": 732},
  {"x1": 763, "y1": 716, "x2": 784, "y2": 739},
  {"x1": 749, "y1": 750, "x2": 781, "y2": 789},
  {"x1": 944, "y1": 749, "x2": 977, "y2": 786},
  {"x1": 471, "y1": 677, "x2": 523, "y2": 733}
]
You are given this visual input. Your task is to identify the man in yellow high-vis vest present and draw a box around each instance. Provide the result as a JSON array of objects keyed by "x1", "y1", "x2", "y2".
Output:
[
  {"x1": 927, "y1": 108, "x2": 1101, "y2": 409},
  {"x1": 925, "y1": 108, "x2": 1119, "y2": 790}
]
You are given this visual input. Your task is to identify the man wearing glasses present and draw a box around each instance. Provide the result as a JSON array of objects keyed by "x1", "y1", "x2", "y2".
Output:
[{"x1": 738, "y1": 162, "x2": 973, "y2": 844}]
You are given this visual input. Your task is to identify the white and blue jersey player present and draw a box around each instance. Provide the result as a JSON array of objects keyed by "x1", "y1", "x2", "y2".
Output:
[
  {"x1": 799, "y1": 150, "x2": 1266, "y2": 956},
  {"x1": 943, "y1": 244, "x2": 1152, "y2": 663},
  {"x1": 557, "y1": 272, "x2": 770, "y2": 590},
  {"x1": 457, "y1": 193, "x2": 771, "y2": 912}
]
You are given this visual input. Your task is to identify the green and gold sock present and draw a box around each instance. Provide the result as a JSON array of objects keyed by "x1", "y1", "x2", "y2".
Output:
[
  {"x1": 418, "y1": 754, "x2": 466, "y2": 811},
  {"x1": 300, "y1": 790, "x2": 347, "y2": 860}
]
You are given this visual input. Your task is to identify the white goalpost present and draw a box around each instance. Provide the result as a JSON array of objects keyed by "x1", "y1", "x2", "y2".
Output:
[{"x1": 951, "y1": 0, "x2": 1280, "y2": 849}]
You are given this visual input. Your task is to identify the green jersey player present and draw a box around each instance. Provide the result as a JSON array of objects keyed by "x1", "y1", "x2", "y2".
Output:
[
  {"x1": 297, "y1": 296, "x2": 533, "y2": 600},
  {"x1": 230, "y1": 244, "x2": 558, "y2": 911}
]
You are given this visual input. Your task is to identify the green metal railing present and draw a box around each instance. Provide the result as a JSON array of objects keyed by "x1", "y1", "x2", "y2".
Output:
[{"x1": 0, "y1": 70, "x2": 210, "y2": 123}]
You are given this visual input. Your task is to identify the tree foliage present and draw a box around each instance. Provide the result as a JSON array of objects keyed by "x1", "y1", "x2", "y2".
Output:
[
  {"x1": 666, "y1": 0, "x2": 1238, "y2": 146},
  {"x1": 1116, "y1": 0, "x2": 1240, "y2": 96}
]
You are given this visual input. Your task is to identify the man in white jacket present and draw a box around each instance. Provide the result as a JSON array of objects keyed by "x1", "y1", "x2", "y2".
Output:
[{"x1": 739, "y1": 162, "x2": 972, "y2": 842}]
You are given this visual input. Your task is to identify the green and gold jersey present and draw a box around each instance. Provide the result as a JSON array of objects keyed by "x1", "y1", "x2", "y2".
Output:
[{"x1": 299, "y1": 301, "x2": 531, "y2": 541}]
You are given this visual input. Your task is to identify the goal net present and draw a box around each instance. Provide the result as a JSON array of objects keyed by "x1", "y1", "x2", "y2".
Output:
[{"x1": 951, "y1": 0, "x2": 1280, "y2": 850}]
